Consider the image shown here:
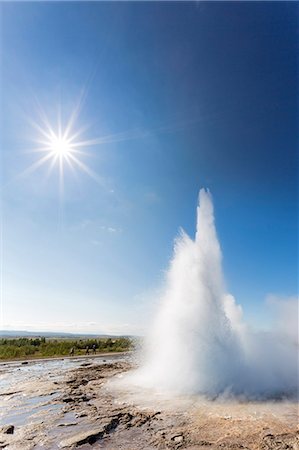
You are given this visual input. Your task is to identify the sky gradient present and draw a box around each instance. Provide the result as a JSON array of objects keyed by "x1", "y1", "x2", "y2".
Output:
[{"x1": 0, "y1": 2, "x2": 297, "y2": 334}]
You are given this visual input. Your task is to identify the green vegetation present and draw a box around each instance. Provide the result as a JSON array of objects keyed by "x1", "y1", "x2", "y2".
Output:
[{"x1": 0, "y1": 337, "x2": 133, "y2": 360}]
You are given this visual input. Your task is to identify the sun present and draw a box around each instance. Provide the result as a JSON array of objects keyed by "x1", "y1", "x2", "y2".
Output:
[
  {"x1": 24, "y1": 104, "x2": 104, "y2": 192},
  {"x1": 49, "y1": 135, "x2": 73, "y2": 158}
]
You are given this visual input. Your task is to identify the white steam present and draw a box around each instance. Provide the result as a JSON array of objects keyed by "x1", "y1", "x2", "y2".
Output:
[{"x1": 129, "y1": 189, "x2": 298, "y2": 398}]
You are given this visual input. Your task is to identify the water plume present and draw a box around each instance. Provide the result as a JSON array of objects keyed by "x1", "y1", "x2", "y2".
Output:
[{"x1": 129, "y1": 189, "x2": 298, "y2": 399}]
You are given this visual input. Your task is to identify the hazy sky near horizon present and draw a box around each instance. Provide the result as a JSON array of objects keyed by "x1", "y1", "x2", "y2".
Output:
[{"x1": 0, "y1": 2, "x2": 297, "y2": 334}]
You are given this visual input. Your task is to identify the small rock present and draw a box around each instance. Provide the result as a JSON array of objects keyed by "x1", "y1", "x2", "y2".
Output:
[
  {"x1": 75, "y1": 412, "x2": 88, "y2": 418},
  {"x1": 62, "y1": 397, "x2": 74, "y2": 403},
  {"x1": 21, "y1": 361, "x2": 28, "y2": 365},
  {"x1": 171, "y1": 433, "x2": 184, "y2": 445},
  {"x1": 1, "y1": 425, "x2": 14, "y2": 434}
]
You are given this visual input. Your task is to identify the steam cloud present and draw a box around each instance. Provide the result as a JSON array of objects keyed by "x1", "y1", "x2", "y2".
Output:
[{"x1": 129, "y1": 189, "x2": 298, "y2": 399}]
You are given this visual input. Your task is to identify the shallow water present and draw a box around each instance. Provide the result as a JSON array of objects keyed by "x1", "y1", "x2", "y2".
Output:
[{"x1": 0, "y1": 354, "x2": 127, "y2": 428}]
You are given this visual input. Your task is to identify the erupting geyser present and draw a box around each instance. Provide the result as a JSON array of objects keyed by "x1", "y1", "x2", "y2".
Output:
[{"x1": 129, "y1": 189, "x2": 298, "y2": 399}]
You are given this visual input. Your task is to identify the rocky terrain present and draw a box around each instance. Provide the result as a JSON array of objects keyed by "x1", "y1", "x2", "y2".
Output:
[{"x1": 0, "y1": 357, "x2": 298, "y2": 449}]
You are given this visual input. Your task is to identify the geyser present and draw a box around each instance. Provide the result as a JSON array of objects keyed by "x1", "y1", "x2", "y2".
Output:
[{"x1": 129, "y1": 189, "x2": 298, "y2": 399}]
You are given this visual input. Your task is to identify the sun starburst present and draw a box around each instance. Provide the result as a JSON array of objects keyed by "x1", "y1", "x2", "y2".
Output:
[{"x1": 24, "y1": 103, "x2": 103, "y2": 194}]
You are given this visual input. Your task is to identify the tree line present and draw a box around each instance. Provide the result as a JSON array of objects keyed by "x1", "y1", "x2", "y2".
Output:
[{"x1": 0, "y1": 337, "x2": 133, "y2": 360}]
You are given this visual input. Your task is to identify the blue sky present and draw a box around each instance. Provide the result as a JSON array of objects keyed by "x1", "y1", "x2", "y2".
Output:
[{"x1": 0, "y1": 2, "x2": 297, "y2": 334}]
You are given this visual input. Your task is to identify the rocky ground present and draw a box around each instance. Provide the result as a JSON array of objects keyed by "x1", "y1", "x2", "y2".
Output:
[{"x1": 0, "y1": 358, "x2": 298, "y2": 449}]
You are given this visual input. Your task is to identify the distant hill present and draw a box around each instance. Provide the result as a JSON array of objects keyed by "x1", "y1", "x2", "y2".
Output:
[{"x1": 0, "y1": 330, "x2": 129, "y2": 338}]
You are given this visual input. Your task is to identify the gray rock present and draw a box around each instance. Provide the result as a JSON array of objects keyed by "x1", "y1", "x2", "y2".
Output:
[
  {"x1": 59, "y1": 427, "x2": 105, "y2": 447},
  {"x1": 173, "y1": 435, "x2": 183, "y2": 443}
]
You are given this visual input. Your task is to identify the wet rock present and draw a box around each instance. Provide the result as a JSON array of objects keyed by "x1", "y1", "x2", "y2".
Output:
[
  {"x1": 170, "y1": 433, "x2": 185, "y2": 448},
  {"x1": 75, "y1": 412, "x2": 88, "y2": 418},
  {"x1": 21, "y1": 361, "x2": 28, "y2": 365},
  {"x1": 59, "y1": 427, "x2": 105, "y2": 447},
  {"x1": 1, "y1": 425, "x2": 14, "y2": 434},
  {"x1": 59, "y1": 416, "x2": 121, "y2": 448},
  {"x1": 62, "y1": 397, "x2": 75, "y2": 403},
  {"x1": 78, "y1": 394, "x2": 90, "y2": 402},
  {"x1": 129, "y1": 411, "x2": 161, "y2": 427},
  {"x1": 172, "y1": 435, "x2": 183, "y2": 443},
  {"x1": 261, "y1": 432, "x2": 299, "y2": 449},
  {"x1": 0, "y1": 390, "x2": 21, "y2": 396}
]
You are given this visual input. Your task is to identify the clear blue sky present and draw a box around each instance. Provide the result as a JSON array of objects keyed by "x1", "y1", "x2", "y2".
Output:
[{"x1": 0, "y1": 2, "x2": 297, "y2": 334}]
